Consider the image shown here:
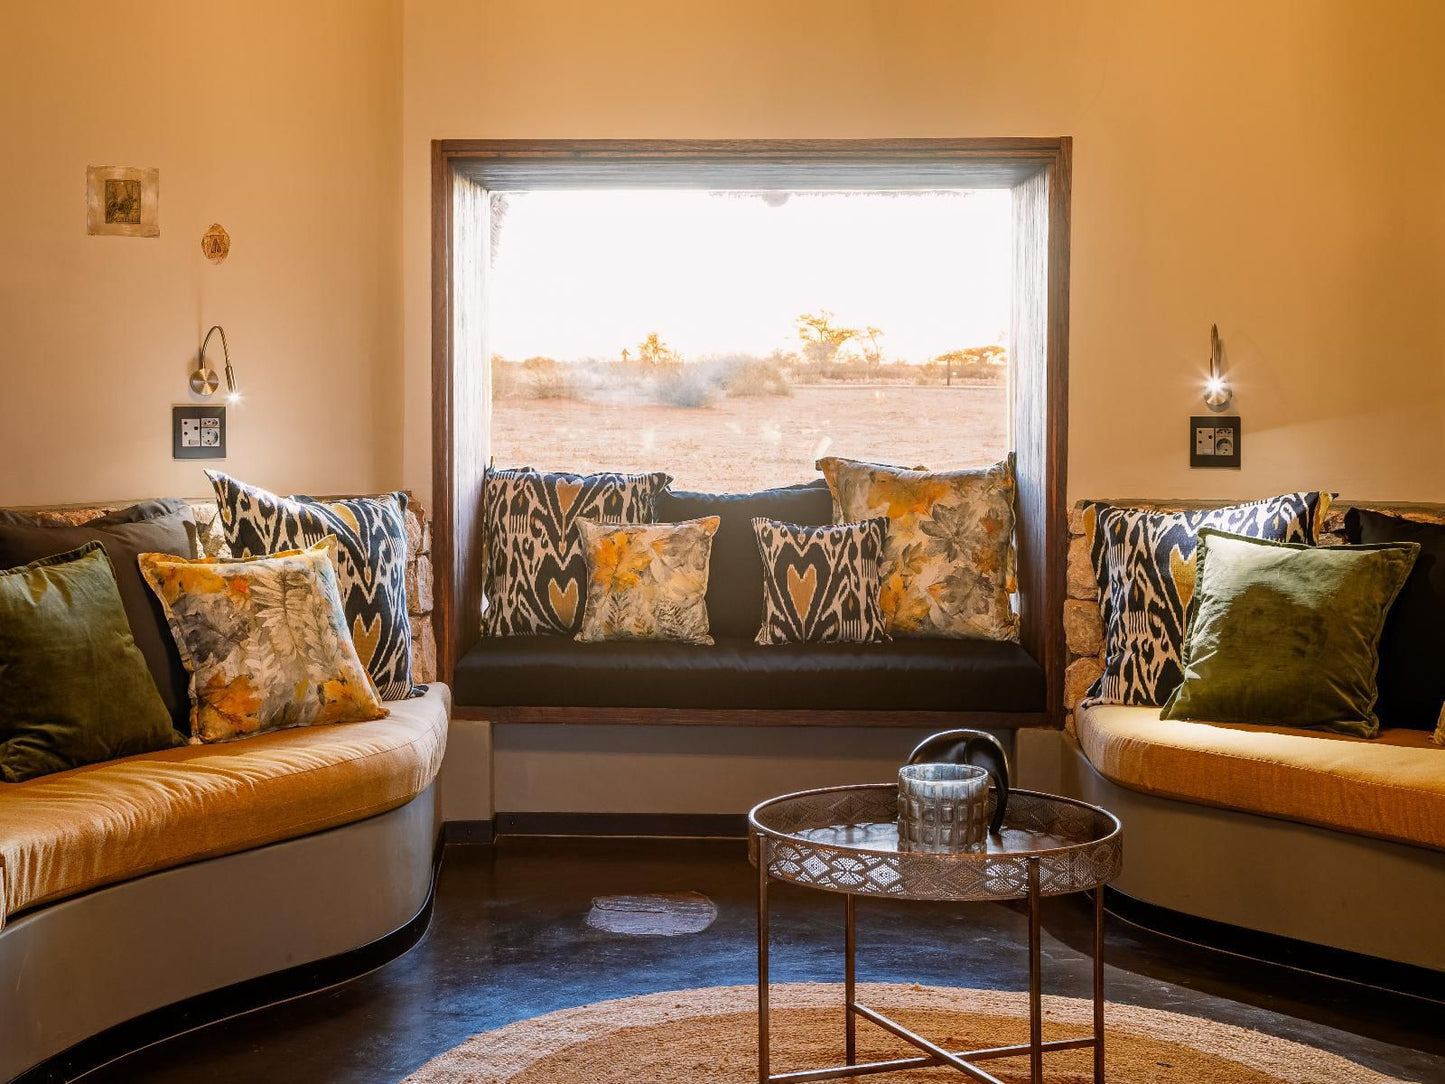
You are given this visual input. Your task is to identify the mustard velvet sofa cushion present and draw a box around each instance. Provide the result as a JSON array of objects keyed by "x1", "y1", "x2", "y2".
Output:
[
  {"x1": 0, "y1": 684, "x2": 449, "y2": 925},
  {"x1": 1077, "y1": 702, "x2": 1445, "y2": 851}
]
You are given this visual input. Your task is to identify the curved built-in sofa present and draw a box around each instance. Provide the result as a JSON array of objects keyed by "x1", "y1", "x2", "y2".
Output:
[
  {"x1": 0, "y1": 686, "x2": 451, "y2": 1083},
  {"x1": 0, "y1": 497, "x2": 451, "y2": 1083},
  {"x1": 1055, "y1": 499, "x2": 1445, "y2": 977},
  {"x1": 1063, "y1": 705, "x2": 1445, "y2": 972}
]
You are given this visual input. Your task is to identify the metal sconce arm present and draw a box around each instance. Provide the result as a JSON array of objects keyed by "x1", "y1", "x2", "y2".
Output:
[
  {"x1": 191, "y1": 325, "x2": 238, "y2": 400},
  {"x1": 1204, "y1": 323, "x2": 1232, "y2": 412}
]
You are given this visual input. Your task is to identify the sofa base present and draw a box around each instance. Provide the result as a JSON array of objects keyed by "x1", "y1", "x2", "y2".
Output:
[
  {"x1": 1061, "y1": 735, "x2": 1445, "y2": 974},
  {"x1": 2, "y1": 784, "x2": 442, "y2": 1084},
  {"x1": 1103, "y1": 886, "x2": 1445, "y2": 1005}
]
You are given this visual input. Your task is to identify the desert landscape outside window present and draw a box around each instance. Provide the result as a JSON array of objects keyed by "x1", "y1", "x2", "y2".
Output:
[{"x1": 487, "y1": 189, "x2": 1012, "y2": 491}]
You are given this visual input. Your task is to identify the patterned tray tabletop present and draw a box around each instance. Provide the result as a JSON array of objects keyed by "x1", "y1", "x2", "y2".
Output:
[{"x1": 748, "y1": 784, "x2": 1122, "y2": 902}]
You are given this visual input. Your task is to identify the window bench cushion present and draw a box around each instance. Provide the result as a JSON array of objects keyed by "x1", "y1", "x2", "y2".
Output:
[
  {"x1": 0, "y1": 685, "x2": 449, "y2": 924},
  {"x1": 1076, "y1": 702, "x2": 1445, "y2": 851},
  {"x1": 453, "y1": 637, "x2": 1045, "y2": 714}
]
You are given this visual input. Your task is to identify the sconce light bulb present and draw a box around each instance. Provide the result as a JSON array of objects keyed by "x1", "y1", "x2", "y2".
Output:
[
  {"x1": 1203, "y1": 374, "x2": 1233, "y2": 412},
  {"x1": 227, "y1": 391, "x2": 242, "y2": 406}
]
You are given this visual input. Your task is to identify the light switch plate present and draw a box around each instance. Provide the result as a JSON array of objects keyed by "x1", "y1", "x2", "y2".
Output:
[
  {"x1": 1190, "y1": 415, "x2": 1240, "y2": 468},
  {"x1": 173, "y1": 405, "x2": 227, "y2": 459}
]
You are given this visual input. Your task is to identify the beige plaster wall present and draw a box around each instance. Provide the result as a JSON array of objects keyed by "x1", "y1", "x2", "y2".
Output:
[
  {"x1": 0, "y1": 2, "x2": 403, "y2": 506},
  {"x1": 398, "y1": 0, "x2": 1444, "y2": 816},
  {"x1": 401, "y1": 0, "x2": 1445, "y2": 508},
  {"x1": 5, "y1": 3, "x2": 1442, "y2": 817}
]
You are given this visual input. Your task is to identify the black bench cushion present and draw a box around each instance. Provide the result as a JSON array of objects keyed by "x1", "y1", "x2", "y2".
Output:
[
  {"x1": 655, "y1": 480, "x2": 833, "y2": 641},
  {"x1": 453, "y1": 636, "x2": 1046, "y2": 713}
]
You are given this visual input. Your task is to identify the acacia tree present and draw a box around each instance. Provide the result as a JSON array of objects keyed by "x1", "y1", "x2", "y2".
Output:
[
  {"x1": 934, "y1": 345, "x2": 1008, "y2": 386},
  {"x1": 795, "y1": 310, "x2": 859, "y2": 368},
  {"x1": 637, "y1": 332, "x2": 679, "y2": 367},
  {"x1": 862, "y1": 326, "x2": 885, "y2": 367}
]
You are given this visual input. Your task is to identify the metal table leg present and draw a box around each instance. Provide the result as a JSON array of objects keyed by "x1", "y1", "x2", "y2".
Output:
[
  {"x1": 844, "y1": 894, "x2": 857, "y2": 1066},
  {"x1": 758, "y1": 836, "x2": 770, "y2": 1084},
  {"x1": 1094, "y1": 885, "x2": 1106, "y2": 1082},
  {"x1": 1027, "y1": 857, "x2": 1042, "y2": 1084},
  {"x1": 756, "y1": 845, "x2": 1107, "y2": 1083}
]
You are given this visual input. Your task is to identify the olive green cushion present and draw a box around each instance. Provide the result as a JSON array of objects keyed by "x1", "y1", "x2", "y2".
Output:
[
  {"x1": 1160, "y1": 530, "x2": 1419, "y2": 738},
  {"x1": 0, "y1": 542, "x2": 182, "y2": 783}
]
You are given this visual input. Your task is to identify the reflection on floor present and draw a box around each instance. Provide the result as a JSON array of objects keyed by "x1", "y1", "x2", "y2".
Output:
[{"x1": 88, "y1": 837, "x2": 1445, "y2": 1083}]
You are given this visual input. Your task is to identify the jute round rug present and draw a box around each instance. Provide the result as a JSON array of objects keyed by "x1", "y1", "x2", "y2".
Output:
[{"x1": 402, "y1": 983, "x2": 1406, "y2": 1083}]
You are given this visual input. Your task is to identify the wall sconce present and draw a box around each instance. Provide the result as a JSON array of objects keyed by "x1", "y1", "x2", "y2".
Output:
[
  {"x1": 1203, "y1": 323, "x2": 1232, "y2": 412},
  {"x1": 190, "y1": 325, "x2": 241, "y2": 404}
]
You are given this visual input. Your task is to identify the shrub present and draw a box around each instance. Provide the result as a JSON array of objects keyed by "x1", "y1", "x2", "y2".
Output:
[
  {"x1": 654, "y1": 367, "x2": 718, "y2": 408},
  {"x1": 490, "y1": 358, "x2": 522, "y2": 400},
  {"x1": 522, "y1": 356, "x2": 580, "y2": 400},
  {"x1": 720, "y1": 354, "x2": 793, "y2": 398},
  {"x1": 914, "y1": 361, "x2": 944, "y2": 385}
]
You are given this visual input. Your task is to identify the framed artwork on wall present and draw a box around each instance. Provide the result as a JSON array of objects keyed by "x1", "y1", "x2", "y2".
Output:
[{"x1": 86, "y1": 165, "x2": 159, "y2": 237}]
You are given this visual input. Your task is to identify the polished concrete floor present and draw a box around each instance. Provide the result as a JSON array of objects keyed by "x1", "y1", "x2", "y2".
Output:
[{"x1": 88, "y1": 837, "x2": 1445, "y2": 1083}]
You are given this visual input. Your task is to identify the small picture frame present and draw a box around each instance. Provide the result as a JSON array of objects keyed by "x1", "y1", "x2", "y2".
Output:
[
  {"x1": 87, "y1": 166, "x2": 159, "y2": 237},
  {"x1": 1190, "y1": 415, "x2": 1241, "y2": 469}
]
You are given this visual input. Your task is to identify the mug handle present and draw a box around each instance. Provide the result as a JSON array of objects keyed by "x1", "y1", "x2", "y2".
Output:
[{"x1": 906, "y1": 729, "x2": 1010, "y2": 836}]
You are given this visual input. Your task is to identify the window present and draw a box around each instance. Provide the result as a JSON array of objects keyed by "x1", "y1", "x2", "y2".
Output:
[
  {"x1": 487, "y1": 188, "x2": 1012, "y2": 491},
  {"x1": 434, "y1": 140, "x2": 1069, "y2": 710}
]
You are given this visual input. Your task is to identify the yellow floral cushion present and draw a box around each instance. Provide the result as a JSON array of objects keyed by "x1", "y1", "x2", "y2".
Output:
[
  {"x1": 818, "y1": 456, "x2": 1018, "y2": 641},
  {"x1": 139, "y1": 539, "x2": 387, "y2": 743},
  {"x1": 576, "y1": 517, "x2": 720, "y2": 645}
]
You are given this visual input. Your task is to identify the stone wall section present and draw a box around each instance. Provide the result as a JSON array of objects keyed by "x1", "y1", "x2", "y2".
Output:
[
  {"x1": 20, "y1": 493, "x2": 438, "y2": 686},
  {"x1": 1062, "y1": 498, "x2": 1445, "y2": 730}
]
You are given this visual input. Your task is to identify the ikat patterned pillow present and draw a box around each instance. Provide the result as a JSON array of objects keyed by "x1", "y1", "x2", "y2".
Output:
[
  {"x1": 575, "y1": 517, "x2": 718, "y2": 645},
  {"x1": 140, "y1": 539, "x2": 386, "y2": 744},
  {"x1": 818, "y1": 456, "x2": 1019, "y2": 641},
  {"x1": 482, "y1": 468, "x2": 673, "y2": 637},
  {"x1": 752, "y1": 517, "x2": 889, "y2": 645},
  {"x1": 1086, "y1": 492, "x2": 1331, "y2": 706},
  {"x1": 206, "y1": 472, "x2": 416, "y2": 700}
]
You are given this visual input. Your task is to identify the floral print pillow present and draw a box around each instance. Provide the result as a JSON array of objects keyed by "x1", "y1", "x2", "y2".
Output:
[
  {"x1": 139, "y1": 538, "x2": 387, "y2": 743},
  {"x1": 575, "y1": 517, "x2": 720, "y2": 645},
  {"x1": 482, "y1": 468, "x2": 674, "y2": 637},
  {"x1": 818, "y1": 457, "x2": 1018, "y2": 641}
]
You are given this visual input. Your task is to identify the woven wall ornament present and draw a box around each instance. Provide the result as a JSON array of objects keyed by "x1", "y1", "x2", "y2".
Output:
[{"x1": 200, "y1": 223, "x2": 231, "y2": 264}]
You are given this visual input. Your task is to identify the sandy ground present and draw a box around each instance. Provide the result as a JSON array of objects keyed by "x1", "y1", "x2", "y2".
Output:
[{"x1": 490, "y1": 384, "x2": 1008, "y2": 492}]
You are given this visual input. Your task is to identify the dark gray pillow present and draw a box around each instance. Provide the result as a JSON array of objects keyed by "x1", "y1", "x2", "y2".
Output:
[
  {"x1": 0, "y1": 500, "x2": 196, "y2": 734},
  {"x1": 1345, "y1": 509, "x2": 1445, "y2": 730},
  {"x1": 656, "y1": 480, "x2": 832, "y2": 639}
]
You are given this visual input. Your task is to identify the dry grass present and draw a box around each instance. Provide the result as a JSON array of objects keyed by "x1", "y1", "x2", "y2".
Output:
[{"x1": 490, "y1": 384, "x2": 1008, "y2": 492}]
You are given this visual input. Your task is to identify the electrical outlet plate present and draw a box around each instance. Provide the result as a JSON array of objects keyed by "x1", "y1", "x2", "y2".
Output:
[
  {"x1": 1190, "y1": 415, "x2": 1240, "y2": 469},
  {"x1": 173, "y1": 405, "x2": 227, "y2": 460}
]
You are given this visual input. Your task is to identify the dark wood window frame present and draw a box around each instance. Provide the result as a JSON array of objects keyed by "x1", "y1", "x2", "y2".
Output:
[{"x1": 432, "y1": 138, "x2": 1071, "y2": 726}]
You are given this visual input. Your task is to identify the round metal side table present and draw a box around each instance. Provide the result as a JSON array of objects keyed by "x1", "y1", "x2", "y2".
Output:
[{"x1": 748, "y1": 784, "x2": 1123, "y2": 1084}]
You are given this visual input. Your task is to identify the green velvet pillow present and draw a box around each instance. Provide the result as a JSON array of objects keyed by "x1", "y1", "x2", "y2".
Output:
[
  {"x1": 0, "y1": 542, "x2": 182, "y2": 783},
  {"x1": 1160, "y1": 530, "x2": 1418, "y2": 738}
]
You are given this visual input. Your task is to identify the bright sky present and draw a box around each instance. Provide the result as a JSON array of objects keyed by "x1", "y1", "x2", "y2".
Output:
[{"x1": 488, "y1": 189, "x2": 1012, "y2": 364}]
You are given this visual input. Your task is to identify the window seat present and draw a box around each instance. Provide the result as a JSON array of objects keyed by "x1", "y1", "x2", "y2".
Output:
[
  {"x1": 1077, "y1": 703, "x2": 1445, "y2": 851},
  {"x1": 452, "y1": 636, "x2": 1047, "y2": 724}
]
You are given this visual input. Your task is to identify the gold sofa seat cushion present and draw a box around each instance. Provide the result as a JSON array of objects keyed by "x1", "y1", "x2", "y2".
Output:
[
  {"x1": 0, "y1": 685, "x2": 449, "y2": 925},
  {"x1": 1077, "y1": 703, "x2": 1445, "y2": 850}
]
